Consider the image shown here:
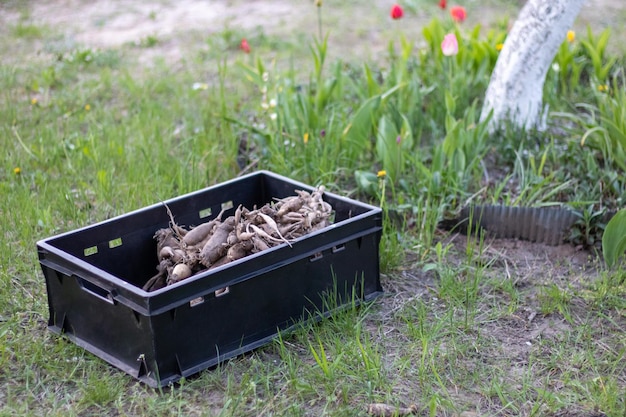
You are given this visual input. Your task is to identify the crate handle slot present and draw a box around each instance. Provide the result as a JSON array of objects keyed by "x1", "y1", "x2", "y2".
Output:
[
  {"x1": 189, "y1": 296, "x2": 205, "y2": 307},
  {"x1": 215, "y1": 286, "x2": 230, "y2": 297},
  {"x1": 75, "y1": 276, "x2": 116, "y2": 305},
  {"x1": 332, "y1": 244, "x2": 345, "y2": 253},
  {"x1": 309, "y1": 252, "x2": 323, "y2": 262}
]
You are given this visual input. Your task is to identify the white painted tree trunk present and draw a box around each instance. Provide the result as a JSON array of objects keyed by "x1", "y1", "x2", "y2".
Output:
[{"x1": 480, "y1": 0, "x2": 585, "y2": 132}]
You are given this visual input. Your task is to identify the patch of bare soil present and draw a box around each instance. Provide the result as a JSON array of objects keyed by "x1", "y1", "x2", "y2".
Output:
[
  {"x1": 26, "y1": 0, "x2": 308, "y2": 48},
  {"x1": 4, "y1": 0, "x2": 623, "y2": 65},
  {"x1": 1, "y1": 0, "x2": 313, "y2": 64},
  {"x1": 375, "y1": 234, "x2": 611, "y2": 415}
]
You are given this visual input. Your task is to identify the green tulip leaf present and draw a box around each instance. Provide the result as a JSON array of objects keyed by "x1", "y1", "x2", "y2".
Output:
[{"x1": 602, "y1": 209, "x2": 626, "y2": 268}]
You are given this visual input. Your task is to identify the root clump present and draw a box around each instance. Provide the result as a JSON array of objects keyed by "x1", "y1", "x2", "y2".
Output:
[{"x1": 143, "y1": 186, "x2": 332, "y2": 292}]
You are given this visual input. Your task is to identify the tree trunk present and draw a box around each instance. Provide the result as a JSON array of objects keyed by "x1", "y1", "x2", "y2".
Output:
[{"x1": 480, "y1": 0, "x2": 585, "y2": 132}]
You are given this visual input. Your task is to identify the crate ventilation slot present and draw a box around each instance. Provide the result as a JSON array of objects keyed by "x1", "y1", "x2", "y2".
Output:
[
  {"x1": 108, "y1": 238, "x2": 123, "y2": 249},
  {"x1": 221, "y1": 200, "x2": 234, "y2": 211},
  {"x1": 84, "y1": 246, "x2": 98, "y2": 257},
  {"x1": 198, "y1": 208, "x2": 212, "y2": 219}
]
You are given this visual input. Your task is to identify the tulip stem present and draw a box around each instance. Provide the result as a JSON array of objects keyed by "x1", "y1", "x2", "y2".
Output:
[{"x1": 317, "y1": 7, "x2": 323, "y2": 41}]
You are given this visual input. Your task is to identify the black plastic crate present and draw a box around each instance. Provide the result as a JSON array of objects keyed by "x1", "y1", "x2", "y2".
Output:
[{"x1": 37, "y1": 171, "x2": 383, "y2": 387}]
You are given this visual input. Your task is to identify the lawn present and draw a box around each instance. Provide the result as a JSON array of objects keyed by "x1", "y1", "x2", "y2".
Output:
[{"x1": 1, "y1": 1, "x2": 625, "y2": 416}]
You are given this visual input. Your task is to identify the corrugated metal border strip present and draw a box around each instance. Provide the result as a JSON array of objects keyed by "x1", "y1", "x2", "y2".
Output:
[{"x1": 442, "y1": 205, "x2": 581, "y2": 246}]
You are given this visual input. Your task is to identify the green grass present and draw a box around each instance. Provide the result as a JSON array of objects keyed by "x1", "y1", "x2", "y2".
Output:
[{"x1": 1, "y1": 1, "x2": 625, "y2": 416}]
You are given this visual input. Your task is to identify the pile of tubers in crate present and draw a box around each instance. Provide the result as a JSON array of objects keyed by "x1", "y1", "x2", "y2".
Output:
[{"x1": 143, "y1": 186, "x2": 333, "y2": 292}]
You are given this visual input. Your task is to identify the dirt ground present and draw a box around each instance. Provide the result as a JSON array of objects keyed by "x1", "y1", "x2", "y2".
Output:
[
  {"x1": 3, "y1": 0, "x2": 624, "y2": 63},
  {"x1": 378, "y1": 232, "x2": 608, "y2": 416}
]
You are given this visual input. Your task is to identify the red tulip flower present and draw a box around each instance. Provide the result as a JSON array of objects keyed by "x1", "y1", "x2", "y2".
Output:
[
  {"x1": 240, "y1": 38, "x2": 251, "y2": 53},
  {"x1": 450, "y1": 5, "x2": 467, "y2": 22},
  {"x1": 390, "y1": 4, "x2": 404, "y2": 19},
  {"x1": 439, "y1": 0, "x2": 447, "y2": 9}
]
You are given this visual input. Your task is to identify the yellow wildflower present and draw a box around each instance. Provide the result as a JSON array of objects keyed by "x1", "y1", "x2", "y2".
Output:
[
  {"x1": 495, "y1": 43, "x2": 504, "y2": 51},
  {"x1": 303, "y1": 132, "x2": 309, "y2": 144},
  {"x1": 598, "y1": 84, "x2": 609, "y2": 92},
  {"x1": 566, "y1": 30, "x2": 575, "y2": 43},
  {"x1": 192, "y1": 82, "x2": 209, "y2": 90},
  {"x1": 13, "y1": 167, "x2": 21, "y2": 175},
  {"x1": 31, "y1": 97, "x2": 38, "y2": 105},
  {"x1": 85, "y1": 104, "x2": 91, "y2": 111},
  {"x1": 377, "y1": 170, "x2": 386, "y2": 178}
]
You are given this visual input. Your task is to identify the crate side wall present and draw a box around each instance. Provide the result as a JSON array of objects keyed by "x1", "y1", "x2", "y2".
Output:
[
  {"x1": 41, "y1": 227, "x2": 381, "y2": 387},
  {"x1": 149, "y1": 227, "x2": 382, "y2": 385},
  {"x1": 41, "y1": 261, "x2": 157, "y2": 379}
]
